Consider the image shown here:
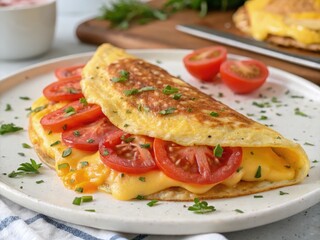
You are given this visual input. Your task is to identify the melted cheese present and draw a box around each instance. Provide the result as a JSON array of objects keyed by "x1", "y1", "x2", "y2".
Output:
[
  {"x1": 30, "y1": 97, "x2": 296, "y2": 200},
  {"x1": 246, "y1": 0, "x2": 320, "y2": 44}
]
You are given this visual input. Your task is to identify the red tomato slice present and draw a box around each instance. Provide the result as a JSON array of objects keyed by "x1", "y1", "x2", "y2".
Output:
[
  {"x1": 62, "y1": 117, "x2": 120, "y2": 152},
  {"x1": 220, "y1": 59, "x2": 269, "y2": 94},
  {"x1": 99, "y1": 133, "x2": 157, "y2": 174},
  {"x1": 40, "y1": 100, "x2": 104, "y2": 132},
  {"x1": 153, "y1": 139, "x2": 242, "y2": 184},
  {"x1": 183, "y1": 46, "x2": 227, "y2": 82},
  {"x1": 43, "y1": 78, "x2": 84, "y2": 102},
  {"x1": 54, "y1": 64, "x2": 85, "y2": 81}
]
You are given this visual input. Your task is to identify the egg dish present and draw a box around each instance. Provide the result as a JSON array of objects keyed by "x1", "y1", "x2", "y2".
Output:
[
  {"x1": 28, "y1": 44, "x2": 310, "y2": 201},
  {"x1": 233, "y1": 0, "x2": 320, "y2": 51}
]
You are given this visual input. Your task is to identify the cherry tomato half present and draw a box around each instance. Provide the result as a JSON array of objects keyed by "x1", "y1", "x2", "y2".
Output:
[
  {"x1": 54, "y1": 64, "x2": 85, "y2": 81},
  {"x1": 153, "y1": 139, "x2": 242, "y2": 184},
  {"x1": 62, "y1": 117, "x2": 120, "y2": 152},
  {"x1": 40, "y1": 100, "x2": 104, "y2": 132},
  {"x1": 99, "y1": 133, "x2": 157, "y2": 174},
  {"x1": 183, "y1": 46, "x2": 227, "y2": 82},
  {"x1": 220, "y1": 59, "x2": 269, "y2": 94},
  {"x1": 43, "y1": 78, "x2": 84, "y2": 102}
]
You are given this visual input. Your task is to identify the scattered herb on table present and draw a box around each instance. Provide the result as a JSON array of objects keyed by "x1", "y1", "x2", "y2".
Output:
[{"x1": 147, "y1": 200, "x2": 159, "y2": 207}]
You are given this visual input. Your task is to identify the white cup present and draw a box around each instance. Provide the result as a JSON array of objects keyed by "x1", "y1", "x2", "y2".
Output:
[{"x1": 0, "y1": 0, "x2": 56, "y2": 60}]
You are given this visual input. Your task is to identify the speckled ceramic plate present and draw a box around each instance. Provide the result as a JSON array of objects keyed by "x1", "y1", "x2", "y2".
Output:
[{"x1": 0, "y1": 50, "x2": 319, "y2": 235}]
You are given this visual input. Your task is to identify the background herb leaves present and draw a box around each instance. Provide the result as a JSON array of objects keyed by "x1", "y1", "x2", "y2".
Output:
[{"x1": 99, "y1": 0, "x2": 246, "y2": 29}]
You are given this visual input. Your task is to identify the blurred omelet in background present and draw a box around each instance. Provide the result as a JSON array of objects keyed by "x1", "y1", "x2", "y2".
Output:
[{"x1": 233, "y1": 0, "x2": 320, "y2": 51}]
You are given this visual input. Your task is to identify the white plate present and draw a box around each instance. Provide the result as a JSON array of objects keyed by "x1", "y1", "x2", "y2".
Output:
[{"x1": 0, "y1": 50, "x2": 320, "y2": 235}]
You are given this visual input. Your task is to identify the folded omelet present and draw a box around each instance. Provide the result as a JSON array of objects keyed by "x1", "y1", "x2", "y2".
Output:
[
  {"x1": 233, "y1": 0, "x2": 320, "y2": 51},
  {"x1": 29, "y1": 44, "x2": 309, "y2": 201}
]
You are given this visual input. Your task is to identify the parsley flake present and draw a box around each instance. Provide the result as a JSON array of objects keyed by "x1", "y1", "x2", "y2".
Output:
[
  {"x1": 147, "y1": 200, "x2": 159, "y2": 207},
  {"x1": 255, "y1": 166, "x2": 262, "y2": 178},
  {"x1": 62, "y1": 148, "x2": 72, "y2": 158},
  {"x1": 111, "y1": 70, "x2": 130, "y2": 83},
  {"x1": 162, "y1": 85, "x2": 178, "y2": 95},
  {"x1": 159, "y1": 107, "x2": 176, "y2": 115},
  {"x1": 213, "y1": 144, "x2": 223, "y2": 158}
]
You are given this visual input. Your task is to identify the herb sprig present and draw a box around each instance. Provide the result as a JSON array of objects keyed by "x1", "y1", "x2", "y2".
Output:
[
  {"x1": 8, "y1": 159, "x2": 42, "y2": 178},
  {"x1": 188, "y1": 198, "x2": 216, "y2": 214},
  {"x1": 0, "y1": 123, "x2": 23, "y2": 135}
]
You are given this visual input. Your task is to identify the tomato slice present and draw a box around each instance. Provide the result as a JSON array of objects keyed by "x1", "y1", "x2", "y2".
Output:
[
  {"x1": 54, "y1": 64, "x2": 85, "y2": 81},
  {"x1": 40, "y1": 100, "x2": 104, "y2": 132},
  {"x1": 183, "y1": 46, "x2": 227, "y2": 82},
  {"x1": 153, "y1": 139, "x2": 242, "y2": 184},
  {"x1": 43, "y1": 78, "x2": 84, "y2": 102},
  {"x1": 220, "y1": 60, "x2": 269, "y2": 94},
  {"x1": 99, "y1": 133, "x2": 157, "y2": 174},
  {"x1": 62, "y1": 117, "x2": 120, "y2": 151}
]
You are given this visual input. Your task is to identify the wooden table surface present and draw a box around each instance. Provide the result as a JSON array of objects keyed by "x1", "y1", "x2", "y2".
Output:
[{"x1": 76, "y1": 4, "x2": 319, "y2": 85}]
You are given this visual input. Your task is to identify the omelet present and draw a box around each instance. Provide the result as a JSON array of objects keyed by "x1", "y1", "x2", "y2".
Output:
[
  {"x1": 233, "y1": 0, "x2": 320, "y2": 51},
  {"x1": 29, "y1": 44, "x2": 310, "y2": 201}
]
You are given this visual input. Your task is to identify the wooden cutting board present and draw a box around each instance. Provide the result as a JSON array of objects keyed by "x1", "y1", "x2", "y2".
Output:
[{"x1": 76, "y1": 4, "x2": 319, "y2": 85}]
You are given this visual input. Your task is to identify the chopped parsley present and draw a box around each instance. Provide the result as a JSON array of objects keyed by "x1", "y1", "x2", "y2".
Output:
[
  {"x1": 86, "y1": 138, "x2": 95, "y2": 143},
  {"x1": 62, "y1": 148, "x2": 72, "y2": 158},
  {"x1": 111, "y1": 70, "x2": 130, "y2": 83},
  {"x1": 259, "y1": 115, "x2": 268, "y2": 120},
  {"x1": 72, "y1": 197, "x2": 82, "y2": 205},
  {"x1": 5, "y1": 104, "x2": 12, "y2": 111},
  {"x1": 234, "y1": 209, "x2": 244, "y2": 213},
  {"x1": 22, "y1": 143, "x2": 32, "y2": 149},
  {"x1": 8, "y1": 159, "x2": 42, "y2": 178},
  {"x1": 173, "y1": 93, "x2": 182, "y2": 100},
  {"x1": 80, "y1": 161, "x2": 89, "y2": 168},
  {"x1": 64, "y1": 106, "x2": 76, "y2": 116},
  {"x1": 36, "y1": 180, "x2": 44, "y2": 184},
  {"x1": 140, "y1": 143, "x2": 150, "y2": 148},
  {"x1": 0, "y1": 123, "x2": 23, "y2": 135},
  {"x1": 188, "y1": 198, "x2": 216, "y2": 214},
  {"x1": 58, "y1": 163, "x2": 70, "y2": 170},
  {"x1": 73, "y1": 130, "x2": 81, "y2": 137},
  {"x1": 162, "y1": 85, "x2": 178, "y2": 95},
  {"x1": 279, "y1": 191, "x2": 289, "y2": 195},
  {"x1": 124, "y1": 86, "x2": 155, "y2": 96},
  {"x1": 213, "y1": 144, "x2": 223, "y2": 158},
  {"x1": 19, "y1": 96, "x2": 31, "y2": 100},
  {"x1": 294, "y1": 108, "x2": 308, "y2": 117},
  {"x1": 79, "y1": 97, "x2": 88, "y2": 106},
  {"x1": 147, "y1": 200, "x2": 158, "y2": 207},
  {"x1": 253, "y1": 195, "x2": 263, "y2": 198},
  {"x1": 121, "y1": 135, "x2": 135, "y2": 143},
  {"x1": 136, "y1": 195, "x2": 145, "y2": 200},
  {"x1": 210, "y1": 111, "x2": 219, "y2": 117},
  {"x1": 27, "y1": 104, "x2": 48, "y2": 115},
  {"x1": 159, "y1": 107, "x2": 176, "y2": 115},
  {"x1": 75, "y1": 187, "x2": 84, "y2": 193},
  {"x1": 138, "y1": 177, "x2": 146, "y2": 182},
  {"x1": 254, "y1": 166, "x2": 262, "y2": 178},
  {"x1": 50, "y1": 140, "x2": 61, "y2": 147},
  {"x1": 18, "y1": 152, "x2": 25, "y2": 157},
  {"x1": 102, "y1": 149, "x2": 109, "y2": 156}
]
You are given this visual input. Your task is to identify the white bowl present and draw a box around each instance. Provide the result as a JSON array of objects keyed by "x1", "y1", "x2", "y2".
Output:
[{"x1": 0, "y1": 0, "x2": 56, "y2": 60}]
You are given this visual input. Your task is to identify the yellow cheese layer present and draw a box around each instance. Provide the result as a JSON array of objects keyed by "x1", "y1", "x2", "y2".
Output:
[
  {"x1": 246, "y1": 0, "x2": 320, "y2": 44},
  {"x1": 30, "y1": 97, "x2": 295, "y2": 200}
]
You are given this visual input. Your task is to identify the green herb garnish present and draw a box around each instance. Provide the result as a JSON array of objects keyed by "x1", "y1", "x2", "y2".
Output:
[
  {"x1": 111, "y1": 69, "x2": 130, "y2": 82},
  {"x1": 79, "y1": 97, "x2": 88, "y2": 106},
  {"x1": 136, "y1": 195, "x2": 145, "y2": 200},
  {"x1": 19, "y1": 96, "x2": 30, "y2": 100},
  {"x1": 188, "y1": 198, "x2": 216, "y2": 214},
  {"x1": 50, "y1": 140, "x2": 61, "y2": 147},
  {"x1": 124, "y1": 86, "x2": 155, "y2": 96},
  {"x1": 147, "y1": 200, "x2": 159, "y2": 207},
  {"x1": 36, "y1": 180, "x2": 44, "y2": 184},
  {"x1": 58, "y1": 163, "x2": 70, "y2": 170},
  {"x1": 0, "y1": 123, "x2": 23, "y2": 135},
  {"x1": 294, "y1": 108, "x2": 308, "y2": 117},
  {"x1": 234, "y1": 209, "x2": 244, "y2": 213},
  {"x1": 255, "y1": 166, "x2": 262, "y2": 178},
  {"x1": 62, "y1": 148, "x2": 72, "y2": 158},
  {"x1": 279, "y1": 191, "x2": 289, "y2": 195},
  {"x1": 213, "y1": 144, "x2": 223, "y2": 158},
  {"x1": 159, "y1": 107, "x2": 176, "y2": 115},
  {"x1": 8, "y1": 159, "x2": 42, "y2": 178},
  {"x1": 162, "y1": 85, "x2": 178, "y2": 95},
  {"x1": 22, "y1": 143, "x2": 32, "y2": 149},
  {"x1": 82, "y1": 195, "x2": 93, "y2": 202},
  {"x1": 5, "y1": 104, "x2": 12, "y2": 111},
  {"x1": 64, "y1": 106, "x2": 76, "y2": 116},
  {"x1": 210, "y1": 111, "x2": 219, "y2": 117},
  {"x1": 72, "y1": 197, "x2": 82, "y2": 206},
  {"x1": 139, "y1": 177, "x2": 146, "y2": 182},
  {"x1": 173, "y1": 93, "x2": 182, "y2": 100},
  {"x1": 140, "y1": 143, "x2": 150, "y2": 148}
]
